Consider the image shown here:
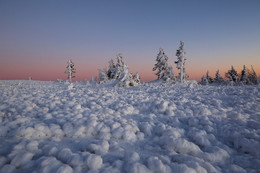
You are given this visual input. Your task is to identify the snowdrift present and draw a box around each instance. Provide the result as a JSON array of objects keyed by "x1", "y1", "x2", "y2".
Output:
[{"x1": 0, "y1": 80, "x2": 259, "y2": 173}]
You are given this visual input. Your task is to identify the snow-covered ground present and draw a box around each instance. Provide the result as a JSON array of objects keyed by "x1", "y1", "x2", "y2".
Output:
[{"x1": 0, "y1": 80, "x2": 259, "y2": 173}]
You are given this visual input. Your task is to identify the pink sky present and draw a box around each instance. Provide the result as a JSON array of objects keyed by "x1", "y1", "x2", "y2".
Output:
[
  {"x1": 1, "y1": 1, "x2": 259, "y2": 82},
  {"x1": 1, "y1": 56, "x2": 259, "y2": 82}
]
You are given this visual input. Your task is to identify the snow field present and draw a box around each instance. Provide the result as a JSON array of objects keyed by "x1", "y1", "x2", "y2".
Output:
[{"x1": 0, "y1": 80, "x2": 259, "y2": 173}]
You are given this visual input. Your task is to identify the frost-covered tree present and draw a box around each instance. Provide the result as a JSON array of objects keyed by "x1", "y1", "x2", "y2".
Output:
[
  {"x1": 107, "y1": 59, "x2": 116, "y2": 79},
  {"x1": 153, "y1": 48, "x2": 169, "y2": 80},
  {"x1": 98, "y1": 69, "x2": 108, "y2": 84},
  {"x1": 117, "y1": 64, "x2": 141, "y2": 87},
  {"x1": 98, "y1": 54, "x2": 140, "y2": 87},
  {"x1": 117, "y1": 64, "x2": 131, "y2": 87},
  {"x1": 175, "y1": 41, "x2": 187, "y2": 82},
  {"x1": 65, "y1": 59, "x2": 76, "y2": 83},
  {"x1": 201, "y1": 75, "x2": 209, "y2": 85},
  {"x1": 214, "y1": 70, "x2": 224, "y2": 83},
  {"x1": 240, "y1": 65, "x2": 248, "y2": 84},
  {"x1": 104, "y1": 55, "x2": 124, "y2": 80},
  {"x1": 248, "y1": 65, "x2": 259, "y2": 85},
  {"x1": 133, "y1": 72, "x2": 141, "y2": 86},
  {"x1": 200, "y1": 71, "x2": 213, "y2": 85},
  {"x1": 164, "y1": 66, "x2": 176, "y2": 81},
  {"x1": 206, "y1": 71, "x2": 213, "y2": 84},
  {"x1": 114, "y1": 54, "x2": 124, "y2": 79},
  {"x1": 90, "y1": 76, "x2": 96, "y2": 83},
  {"x1": 225, "y1": 66, "x2": 238, "y2": 83}
]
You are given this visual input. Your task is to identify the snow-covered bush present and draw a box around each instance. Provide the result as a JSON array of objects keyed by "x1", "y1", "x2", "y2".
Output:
[
  {"x1": 90, "y1": 76, "x2": 97, "y2": 84},
  {"x1": 107, "y1": 59, "x2": 116, "y2": 79},
  {"x1": 65, "y1": 59, "x2": 76, "y2": 83},
  {"x1": 163, "y1": 66, "x2": 175, "y2": 81},
  {"x1": 239, "y1": 65, "x2": 249, "y2": 85},
  {"x1": 98, "y1": 69, "x2": 108, "y2": 84},
  {"x1": 56, "y1": 79, "x2": 66, "y2": 83},
  {"x1": 98, "y1": 54, "x2": 140, "y2": 87},
  {"x1": 175, "y1": 41, "x2": 188, "y2": 82},
  {"x1": 248, "y1": 65, "x2": 259, "y2": 85},
  {"x1": 117, "y1": 64, "x2": 132, "y2": 87},
  {"x1": 202, "y1": 65, "x2": 259, "y2": 86},
  {"x1": 207, "y1": 71, "x2": 213, "y2": 83},
  {"x1": 200, "y1": 71, "x2": 213, "y2": 85},
  {"x1": 225, "y1": 66, "x2": 238, "y2": 84},
  {"x1": 200, "y1": 76, "x2": 209, "y2": 85},
  {"x1": 133, "y1": 72, "x2": 141, "y2": 85},
  {"x1": 116, "y1": 64, "x2": 140, "y2": 87},
  {"x1": 214, "y1": 70, "x2": 224, "y2": 84}
]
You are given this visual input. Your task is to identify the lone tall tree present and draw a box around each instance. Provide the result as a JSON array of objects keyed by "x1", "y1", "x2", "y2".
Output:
[
  {"x1": 175, "y1": 41, "x2": 187, "y2": 82},
  {"x1": 65, "y1": 59, "x2": 76, "y2": 83}
]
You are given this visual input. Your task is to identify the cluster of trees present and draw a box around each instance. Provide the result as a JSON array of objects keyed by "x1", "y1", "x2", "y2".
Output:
[
  {"x1": 152, "y1": 41, "x2": 188, "y2": 82},
  {"x1": 201, "y1": 65, "x2": 259, "y2": 85},
  {"x1": 65, "y1": 41, "x2": 189, "y2": 86},
  {"x1": 65, "y1": 55, "x2": 140, "y2": 87},
  {"x1": 98, "y1": 54, "x2": 140, "y2": 87},
  {"x1": 64, "y1": 41, "x2": 259, "y2": 87}
]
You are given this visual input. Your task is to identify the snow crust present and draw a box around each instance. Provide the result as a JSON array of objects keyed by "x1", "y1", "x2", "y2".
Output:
[{"x1": 0, "y1": 80, "x2": 259, "y2": 172}]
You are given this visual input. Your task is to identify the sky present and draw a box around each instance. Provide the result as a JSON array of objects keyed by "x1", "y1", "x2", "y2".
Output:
[{"x1": 0, "y1": 0, "x2": 260, "y2": 82}]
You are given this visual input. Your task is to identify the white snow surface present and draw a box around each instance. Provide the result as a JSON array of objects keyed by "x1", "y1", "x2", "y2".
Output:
[{"x1": 0, "y1": 80, "x2": 259, "y2": 173}]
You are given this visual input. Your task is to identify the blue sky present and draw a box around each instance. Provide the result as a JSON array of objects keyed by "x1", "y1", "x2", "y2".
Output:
[{"x1": 1, "y1": 0, "x2": 260, "y2": 81}]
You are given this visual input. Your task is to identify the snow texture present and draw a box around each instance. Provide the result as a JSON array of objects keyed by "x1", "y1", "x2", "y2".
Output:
[{"x1": 0, "y1": 80, "x2": 259, "y2": 173}]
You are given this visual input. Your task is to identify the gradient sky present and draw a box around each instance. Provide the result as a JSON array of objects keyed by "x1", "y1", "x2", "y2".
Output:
[{"x1": 1, "y1": 0, "x2": 260, "y2": 82}]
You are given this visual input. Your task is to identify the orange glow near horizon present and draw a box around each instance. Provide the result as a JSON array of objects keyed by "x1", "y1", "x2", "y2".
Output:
[
  {"x1": 2, "y1": 61, "x2": 259, "y2": 82},
  {"x1": 1, "y1": 53, "x2": 260, "y2": 82},
  {"x1": 1, "y1": 1, "x2": 260, "y2": 83}
]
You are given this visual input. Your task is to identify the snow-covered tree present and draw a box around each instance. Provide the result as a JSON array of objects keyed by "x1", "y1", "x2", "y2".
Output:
[
  {"x1": 248, "y1": 65, "x2": 259, "y2": 85},
  {"x1": 132, "y1": 72, "x2": 141, "y2": 86},
  {"x1": 90, "y1": 76, "x2": 96, "y2": 83},
  {"x1": 225, "y1": 66, "x2": 238, "y2": 83},
  {"x1": 107, "y1": 59, "x2": 116, "y2": 79},
  {"x1": 117, "y1": 64, "x2": 141, "y2": 87},
  {"x1": 117, "y1": 64, "x2": 133, "y2": 87},
  {"x1": 200, "y1": 71, "x2": 213, "y2": 85},
  {"x1": 164, "y1": 66, "x2": 176, "y2": 81},
  {"x1": 175, "y1": 41, "x2": 188, "y2": 82},
  {"x1": 114, "y1": 54, "x2": 124, "y2": 79},
  {"x1": 65, "y1": 59, "x2": 76, "y2": 83},
  {"x1": 98, "y1": 69, "x2": 108, "y2": 84},
  {"x1": 153, "y1": 48, "x2": 169, "y2": 80},
  {"x1": 240, "y1": 65, "x2": 248, "y2": 84},
  {"x1": 214, "y1": 70, "x2": 224, "y2": 83},
  {"x1": 206, "y1": 71, "x2": 213, "y2": 84},
  {"x1": 201, "y1": 75, "x2": 209, "y2": 85},
  {"x1": 98, "y1": 54, "x2": 140, "y2": 87}
]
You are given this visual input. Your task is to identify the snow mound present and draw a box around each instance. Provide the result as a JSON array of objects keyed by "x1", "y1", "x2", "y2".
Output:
[{"x1": 0, "y1": 80, "x2": 259, "y2": 172}]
